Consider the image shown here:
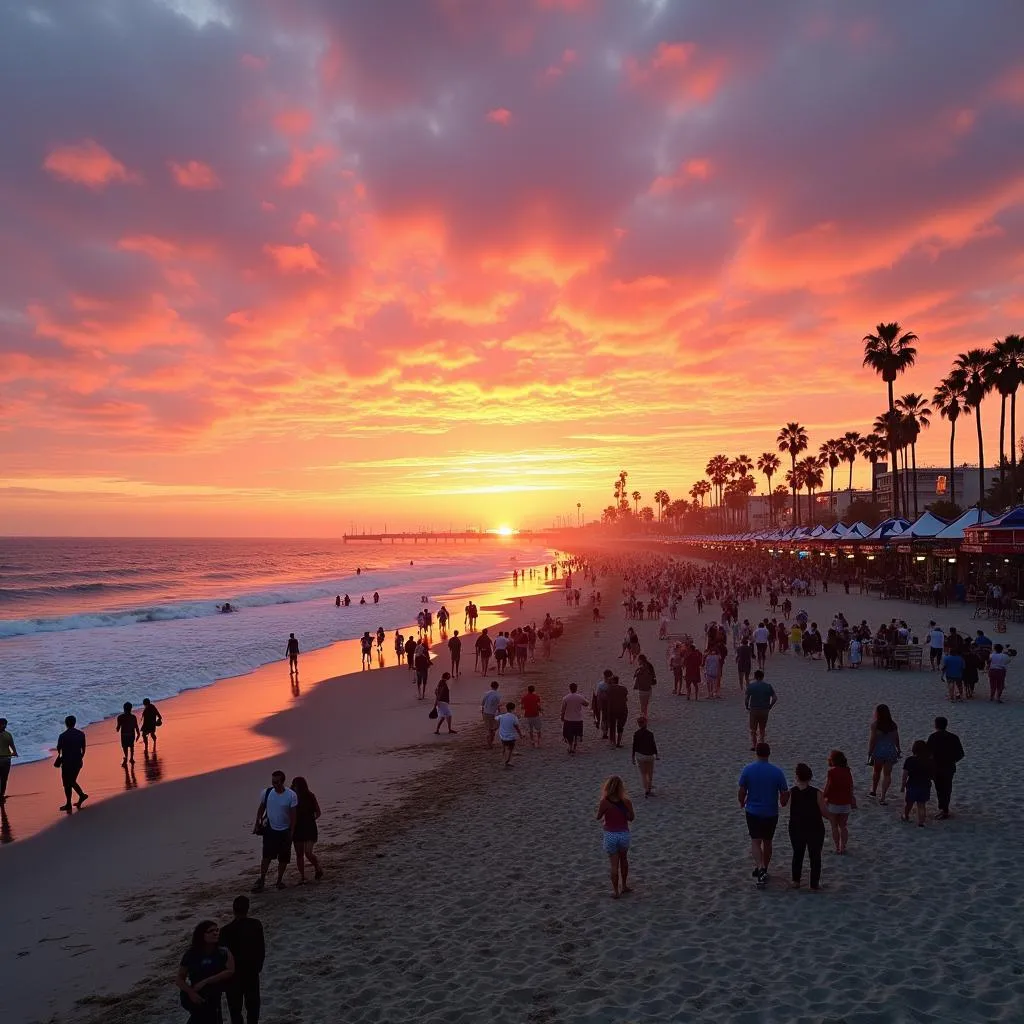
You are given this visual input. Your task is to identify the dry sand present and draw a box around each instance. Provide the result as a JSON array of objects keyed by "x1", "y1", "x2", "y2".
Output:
[{"x1": 10, "y1": 571, "x2": 1024, "y2": 1023}]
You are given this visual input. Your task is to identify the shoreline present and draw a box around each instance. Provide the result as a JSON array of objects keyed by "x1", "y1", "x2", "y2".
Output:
[{"x1": 0, "y1": 573, "x2": 582, "y2": 1024}]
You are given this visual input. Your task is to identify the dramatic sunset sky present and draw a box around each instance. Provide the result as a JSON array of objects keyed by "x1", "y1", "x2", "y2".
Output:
[{"x1": 2, "y1": 0, "x2": 1023, "y2": 535}]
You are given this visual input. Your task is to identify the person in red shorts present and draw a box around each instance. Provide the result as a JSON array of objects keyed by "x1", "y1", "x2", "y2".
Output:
[{"x1": 521, "y1": 684, "x2": 543, "y2": 747}]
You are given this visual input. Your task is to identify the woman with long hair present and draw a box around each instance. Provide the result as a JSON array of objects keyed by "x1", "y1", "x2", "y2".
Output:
[
  {"x1": 175, "y1": 920, "x2": 234, "y2": 1023},
  {"x1": 596, "y1": 775, "x2": 635, "y2": 898},
  {"x1": 867, "y1": 704, "x2": 901, "y2": 804},
  {"x1": 823, "y1": 750, "x2": 856, "y2": 853},
  {"x1": 290, "y1": 776, "x2": 324, "y2": 883}
]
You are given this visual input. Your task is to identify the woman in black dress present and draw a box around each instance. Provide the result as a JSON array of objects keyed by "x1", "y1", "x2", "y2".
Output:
[
  {"x1": 290, "y1": 776, "x2": 323, "y2": 883},
  {"x1": 176, "y1": 920, "x2": 235, "y2": 1023},
  {"x1": 788, "y1": 762, "x2": 826, "y2": 890}
]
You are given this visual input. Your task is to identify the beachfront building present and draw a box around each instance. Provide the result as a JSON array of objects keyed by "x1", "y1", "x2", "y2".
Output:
[{"x1": 872, "y1": 465, "x2": 999, "y2": 516}]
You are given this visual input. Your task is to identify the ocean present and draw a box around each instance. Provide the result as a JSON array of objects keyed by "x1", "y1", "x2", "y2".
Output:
[{"x1": 0, "y1": 537, "x2": 555, "y2": 761}]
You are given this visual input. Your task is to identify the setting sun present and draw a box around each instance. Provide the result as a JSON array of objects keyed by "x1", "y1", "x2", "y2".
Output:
[{"x1": 495, "y1": 526, "x2": 515, "y2": 536}]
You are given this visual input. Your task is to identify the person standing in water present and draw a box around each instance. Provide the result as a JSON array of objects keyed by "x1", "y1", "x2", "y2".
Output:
[
  {"x1": 140, "y1": 699, "x2": 162, "y2": 754},
  {"x1": 285, "y1": 634, "x2": 300, "y2": 675},
  {"x1": 115, "y1": 702, "x2": 140, "y2": 768},
  {"x1": 55, "y1": 715, "x2": 88, "y2": 811},
  {"x1": 0, "y1": 720, "x2": 17, "y2": 804},
  {"x1": 596, "y1": 775, "x2": 635, "y2": 898}
]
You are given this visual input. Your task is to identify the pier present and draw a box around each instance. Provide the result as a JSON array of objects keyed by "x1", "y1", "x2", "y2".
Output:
[{"x1": 342, "y1": 531, "x2": 552, "y2": 543}]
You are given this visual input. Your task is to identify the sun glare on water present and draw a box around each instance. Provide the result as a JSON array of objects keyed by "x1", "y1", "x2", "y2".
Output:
[{"x1": 496, "y1": 525, "x2": 515, "y2": 536}]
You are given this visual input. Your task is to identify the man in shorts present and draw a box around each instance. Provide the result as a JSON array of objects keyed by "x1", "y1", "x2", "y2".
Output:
[
  {"x1": 632, "y1": 654, "x2": 656, "y2": 716},
  {"x1": 683, "y1": 644, "x2": 703, "y2": 700},
  {"x1": 495, "y1": 702, "x2": 522, "y2": 767},
  {"x1": 521, "y1": 684, "x2": 543, "y2": 747},
  {"x1": 494, "y1": 631, "x2": 509, "y2": 674},
  {"x1": 481, "y1": 681, "x2": 502, "y2": 747},
  {"x1": 753, "y1": 621, "x2": 770, "y2": 669},
  {"x1": 0, "y1": 719, "x2": 18, "y2": 804},
  {"x1": 448, "y1": 630, "x2": 462, "y2": 678},
  {"x1": 115, "y1": 702, "x2": 140, "y2": 768},
  {"x1": 927, "y1": 622, "x2": 945, "y2": 670},
  {"x1": 744, "y1": 670, "x2": 777, "y2": 751},
  {"x1": 252, "y1": 770, "x2": 297, "y2": 892},
  {"x1": 285, "y1": 633, "x2": 300, "y2": 675},
  {"x1": 140, "y1": 698, "x2": 162, "y2": 754},
  {"x1": 738, "y1": 743, "x2": 789, "y2": 888},
  {"x1": 560, "y1": 682, "x2": 588, "y2": 754}
]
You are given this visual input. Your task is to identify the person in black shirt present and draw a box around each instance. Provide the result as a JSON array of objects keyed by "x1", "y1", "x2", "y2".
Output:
[
  {"x1": 630, "y1": 717, "x2": 660, "y2": 797},
  {"x1": 605, "y1": 676, "x2": 629, "y2": 748},
  {"x1": 901, "y1": 740, "x2": 933, "y2": 826},
  {"x1": 926, "y1": 717, "x2": 965, "y2": 819},
  {"x1": 176, "y1": 919, "x2": 235, "y2": 1024},
  {"x1": 140, "y1": 698, "x2": 162, "y2": 753},
  {"x1": 285, "y1": 634, "x2": 299, "y2": 676},
  {"x1": 220, "y1": 896, "x2": 265, "y2": 1024},
  {"x1": 788, "y1": 763, "x2": 826, "y2": 890},
  {"x1": 55, "y1": 715, "x2": 88, "y2": 811},
  {"x1": 115, "y1": 702, "x2": 140, "y2": 767}
]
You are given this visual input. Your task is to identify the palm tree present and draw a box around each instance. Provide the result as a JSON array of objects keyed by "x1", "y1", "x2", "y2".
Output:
[
  {"x1": 601, "y1": 505, "x2": 617, "y2": 524},
  {"x1": 631, "y1": 490, "x2": 641, "y2": 516},
  {"x1": 933, "y1": 373, "x2": 969, "y2": 508},
  {"x1": 654, "y1": 489, "x2": 670, "y2": 522},
  {"x1": 991, "y1": 335, "x2": 1024, "y2": 487},
  {"x1": 858, "y1": 433, "x2": 889, "y2": 504},
  {"x1": 785, "y1": 466, "x2": 803, "y2": 525},
  {"x1": 798, "y1": 455, "x2": 825, "y2": 524},
  {"x1": 757, "y1": 452, "x2": 781, "y2": 523},
  {"x1": 954, "y1": 349, "x2": 995, "y2": 507},
  {"x1": 618, "y1": 470, "x2": 629, "y2": 512},
  {"x1": 894, "y1": 393, "x2": 931, "y2": 517},
  {"x1": 873, "y1": 410, "x2": 910, "y2": 514},
  {"x1": 690, "y1": 480, "x2": 710, "y2": 507},
  {"x1": 819, "y1": 439, "x2": 843, "y2": 519},
  {"x1": 863, "y1": 322, "x2": 918, "y2": 516},
  {"x1": 706, "y1": 455, "x2": 730, "y2": 526},
  {"x1": 841, "y1": 431, "x2": 862, "y2": 496},
  {"x1": 777, "y1": 422, "x2": 809, "y2": 526}
]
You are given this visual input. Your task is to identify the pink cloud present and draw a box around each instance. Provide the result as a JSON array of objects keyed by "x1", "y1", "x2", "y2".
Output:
[
  {"x1": 487, "y1": 107, "x2": 513, "y2": 126},
  {"x1": 263, "y1": 242, "x2": 324, "y2": 274},
  {"x1": 278, "y1": 144, "x2": 332, "y2": 187},
  {"x1": 42, "y1": 140, "x2": 138, "y2": 189},
  {"x1": 168, "y1": 159, "x2": 221, "y2": 190},
  {"x1": 273, "y1": 108, "x2": 313, "y2": 137}
]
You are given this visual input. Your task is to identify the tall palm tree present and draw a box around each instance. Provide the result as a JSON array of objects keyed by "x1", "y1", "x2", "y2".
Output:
[
  {"x1": 618, "y1": 470, "x2": 629, "y2": 512},
  {"x1": 933, "y1": 373, "x2": 969, "y2": 508},
  {"x1": 840, "y1": 431, "x2": 862, "y2": 497},
  {"x1": 863, "y1": 322, "x2": 918, "y2": 517},
  {"x1": 798, "y1": 455, "x2": 825, "y2": 524},
  {"x1": 777, "y1": 422, "x2": 809, "y2": 526},
  {"x1": 819, "y1": 439, "x2": 843, "y2": 519},
  {"x1": 757, "y1": 452, "x2": 781, "y2": 523},
  {"x1": 654, "y1": 489, "x2": 670, "y2": 522},
  {"x1": 690, "y1": 480, "x2": 710, "y2": 507},
  {"x1": 706, "y1": 455, "x2": 730, "y2": 527},
  {"x1": 873, "y1": 410, "x2": 911, "y2": 515},
  {"x1": 631, "y1": 490, "x2": 641, "y2": 516},
  {"x1": 858, "y1": 433, "x2": 889, "y2": 504},
  {"x1": 785, "y1": 466, "x2": 803, "y2": 525},
  {"x1": 895, "y1": 393, "x2": 932, "y2": 517},
  {"x1": 991, "y1": 335, "x2": 1024, "y2": 488},
  {"x1": 954, "y1": 349, "x2": 995, "y2": 507}
]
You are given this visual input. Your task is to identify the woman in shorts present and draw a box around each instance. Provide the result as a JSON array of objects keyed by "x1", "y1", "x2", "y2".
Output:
[
  {"x1": 290, "y1": 775, "x2": 324, "y2": 882},
  {"x1": 433, "y1": 672, "x2": 457, "y2": 735},
  {"x1": 596, "y1": 775, "x2": 635, "y2": 898},
  {"x1": 867, "y1": 704, "x2": 901, "y2": 804},
  {"x1": 822, "y1": 750, "x2": 856, "y2": 854}
]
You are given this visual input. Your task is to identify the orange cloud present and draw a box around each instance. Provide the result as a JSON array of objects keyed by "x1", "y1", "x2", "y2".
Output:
[
  {"x1": 279, "y1": 144, "x2": 332, "y2": 187},
  {"x1": 649, "y1": 158, "x2": 713, "y2": 195},
  {"x1": 263, "y1": 242, "x2": 324, "y2": 273},
  {"x1": 169, "y1": 159, "x2": 221, "y2": 190},
  {"x1": 274, "y1": 108, "x2": 313, "y2": 137},
  {"x1": 294, "y1": 211, "x2": 318, "y2": 236},
  {"x1": 487, "y1": 107, "x2": 513, "y2": 126},
  {"x1": 625, "y1": 42, "x2": 727, "y2": 105},
  {"x1": 43, "y1": 140, "x2": 138, "y2": 189}
]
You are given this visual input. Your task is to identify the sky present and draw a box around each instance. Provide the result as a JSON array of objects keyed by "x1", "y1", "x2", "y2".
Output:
[{"x1": 2, "y1": 0, "x2": 1023, "y2": 536}]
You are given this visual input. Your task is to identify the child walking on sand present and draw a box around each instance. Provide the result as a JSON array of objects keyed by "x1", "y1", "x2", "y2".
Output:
[
  {"x1": 901, "y1": 740, "x2": 932, "y2": 826},
  {"x1": 596, "y1": 775, "x2": 635, "y2": 898}
]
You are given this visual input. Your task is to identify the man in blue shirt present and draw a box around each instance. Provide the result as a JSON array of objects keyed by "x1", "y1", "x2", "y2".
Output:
[
  {"x1": 55, "y1": 715, "x2": 88, "y2": 811},
  {"x1": 738, "y1": 742, "x2": 789, "y2": 887},
  {"x1": 941, "y1": 650, "x2": 965, "y2": 702}
]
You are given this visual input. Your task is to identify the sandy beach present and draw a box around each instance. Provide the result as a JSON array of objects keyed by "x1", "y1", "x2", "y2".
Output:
[{"x1": 8, "y1": 561, "x2": 1024, "y2": 1024}]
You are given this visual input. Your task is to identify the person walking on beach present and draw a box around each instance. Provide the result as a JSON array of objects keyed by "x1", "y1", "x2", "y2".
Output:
[
  {"x1": 290, "y1": 776, "x2": 324, "y2": 882},
  {"x1": 285, "y1": 634, "x2": 299, "y2": 676},
  {"x1": 927, "y1": 717, "x2": 965, "y2": 819},
  {"x1": 140, "y1": 698, "x2": 162, "y2": 754},
  {"x1": 928, "y1": 622, "x2": 945, "y2": 670},
  {"x1": 753, "y1": 621, "x2": 769, "y2": 670},
  {"x1": 683, "y1": 644, "x2": 702, "y2": 700},
  {"x1": 632, "y1": 654, "x2": 656, "y2": 717},
  {"x1": 669, "y1": 644, "x2": 684, "y2": 695},
  {"x1": 822, "y1": 750, "x2": 856, "y2": 854},
  {"x1": 736, "y1": 638, "x2": 753, "y2": 692},
  {"x1": 448, "y1": 630, "x2": 462, "y2": 678},
  {"x1": 219, "y1": 896, "x2": 265, "y2": 1024},
  {"x1": 593, "y1": 669, "x2": 612, "y2": 737},
  {"x1": 115, "y1": 702, "x2": 140, "y2": 767},
  {"x1": 744, "y1": 670, "x2": 777, "y2": 751},
  {"x1": 495, "y1": 702, "x2": 522, "y2": 767},
  {"x1": 941, "y1": 647, "x2": 965, "y2": 701},
  {"x1": 55, "y1": 715, "x2": 88, "y2": 811},
  {"x1": 560, "y1": 683, "x2": 588, "y2": 754},
  {"x1": 901, "y1": 740, "x2": 933, "y2": 826},
  {"x1": 704, "y1": 647, "x2": 723, "y2": 699},
  {"x1": 605, "y1": 675, "x2": 629, "y2": 748},
  {"x1": 404, "y1": 635, "x2": 416, "y2": 671},
  {"x1": 631, "y1": 716, "x2": 659, "y2": 797},
  {"x1": 0, "y1": 720, "x2": 18, "y2": 804},
  {"x1": 176, "y1": 920, "x2": 235, "y2": 1024},
  {"x1": 522, "y1": 684, "x2": 542, "y2": 747},
  {"x1": 433, "y1": 672, "x2": 457, "y2": 735},
  {"x1": 481, "y1": 681, "x2": 501, "y2": 748},
  {"x1": 596, "y1": 775, "x2": 635, "y2": 898},
  {"x1": 988, "y1": 643, "x2": 1010, "y2": 702},
  {"x1": 252, "y1": 770, "x2": 297, "y2": 892},
  {"x1": 788, "y1": 763, "x2": 826, "y2": 891},
  {"x1": 414, "y1": 641, "x2": 431, "y2": 699},
  {"x1": 867, "y1": 704, "x2": 901, "y2": 804},
  {"x1": 360, "y1": 631, "x2": 374, "y2": 670},
  {"x1": 738, "y1": 742, "x2": 789, "y2": 888},
  {"x1": 476, "y1": 629, "x2": 493, "y2": 674}
]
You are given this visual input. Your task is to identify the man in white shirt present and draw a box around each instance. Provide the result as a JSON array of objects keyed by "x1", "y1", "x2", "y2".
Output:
[
  {"x1": 560, "y1": 683, "x2": 589, "y2": 754},
  {"x1": 252, "y1": 770, "x2": 298, "y2": 892},
  {"x1": 495, "y1": 702, "x2": 523, "y2": 766},
  {"x1": 753, "y1": 622, "x2": 770, "y2": 669},
  {"x1": 928, "y1": 622, "x2": 945, "y2": 670},
  {"x1": 988, "y1": 643, "x2": 1011, "y2": 702},
  {"x1": 493, "y1": 632, "x2": 509, "y2": 675},
  {"x1": 481, "y1": 681, "x2": 502, "y2": 747}
]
